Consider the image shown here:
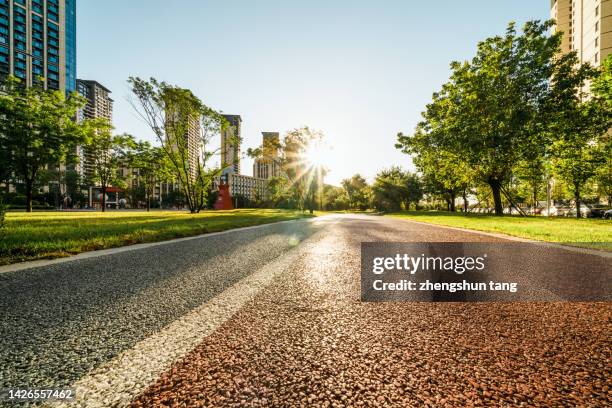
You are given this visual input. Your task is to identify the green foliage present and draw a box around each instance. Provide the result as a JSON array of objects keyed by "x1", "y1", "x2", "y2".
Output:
[
  {"x1": 323, "y1": 184, "x2": 350, "y2": 211},
  {"x1": 129, "y1": 140, "x2": 174, "y2": 211},
  {"x1": 81, "y1": 118, "x2": 135, "y2": 211},
  {"x1": 281, "y1": 127, "x2": 327, "y2": 213},
  {"x1": 341, "y1": 174, "x2": 370, "y2": 210},
  {"x1": 0, "y1": 76, "x2": 86, "y2": 212},
  {"x1": 547, "y1": 49, "x2": 610, "y2": 216},
  {"x1": 396, "y1": 20, "x2": 610, "y2": 215},
  {"x1": 372, "y1": 167, "x2": 422, "y2": 212},
  {"x1": 0, "y1": 200, "x2": 6, "y2": 233}
]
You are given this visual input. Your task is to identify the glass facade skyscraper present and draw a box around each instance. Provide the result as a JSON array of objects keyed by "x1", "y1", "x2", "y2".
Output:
[
  {"x1": 0, "y1": 0, "x2": 73, "y2": 91},
  {"x1": 64, "y1": 0, "x2": 75, "y2": 93}
]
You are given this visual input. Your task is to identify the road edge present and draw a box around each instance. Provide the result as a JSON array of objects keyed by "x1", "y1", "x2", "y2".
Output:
[
  {"x1": 389, "y1": 216, "x2": 612, "y2": 259},
  {"x1": 0, "y1": 217, "x2": 322, "y2": 274}
]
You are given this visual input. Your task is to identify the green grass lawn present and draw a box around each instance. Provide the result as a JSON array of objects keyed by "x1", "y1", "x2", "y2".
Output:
[
  {"x1": 388, "y1": 211, "x2": 612, "y2": 250},
  {"x1": 0, "y1": 209, "x2": 315, "y2": 265}
]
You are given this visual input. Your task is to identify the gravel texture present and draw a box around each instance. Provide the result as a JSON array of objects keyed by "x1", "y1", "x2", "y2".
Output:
[
  {"x1": 0, "y1": 219, "x2": 323, "y2": 394},
  {"x1": 129, "y1": 214, "x2": 612, "y2": 407}
]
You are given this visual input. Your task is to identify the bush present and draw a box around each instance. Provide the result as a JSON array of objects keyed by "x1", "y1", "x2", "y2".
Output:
[
  {"x1": 0, "y1": 200, "x2": 6, "y2": 232},
  {"x1": 10, "y1": 195, "x2": 26, "y2": 206}
]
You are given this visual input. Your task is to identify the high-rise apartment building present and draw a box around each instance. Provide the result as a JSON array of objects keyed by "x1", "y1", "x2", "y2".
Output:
[
  {"x1": 551, "y1": 0, "x2": 610, "y2": 66},
  {"x1": 165, "y1": 110, "x2": 201, "y2": 181},
  {"x1": 76, "y1": 79, "x2": 113, "y2": 179},
  {"x1": 0, "y1": 0, "x2": 74, "y2": 91},
  {"x1": 253, "y1": 132, "x2": 281, "y2": 180},
  {"x1": 64, "y1": 0, "x2": 75, "y2": 93},
  {"x1": 220, "y1": 114, "x2": 242, "y2": 175},
  {"x1": 77, "y1": 79, "x2": 113, "y2": 120}
]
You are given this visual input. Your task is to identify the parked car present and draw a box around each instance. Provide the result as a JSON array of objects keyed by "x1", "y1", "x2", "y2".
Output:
[
  {"x1": 589, "y1": 205, "x2": 611, "y2": 218},
  {"x1": 604, "y1": 209, "x2": 612, "y2": 220}
]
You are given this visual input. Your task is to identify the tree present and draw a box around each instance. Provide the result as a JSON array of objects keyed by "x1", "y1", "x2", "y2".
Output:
[
  {"x1": 128, "y1": 77, "x2": 225, "y2": 213},
  {"x1": 397, "y1": 130, "x2": 473, "y2": 211},
  {"x1": 322, "y1": 184, "x2": 350, "y2": 211},
  {"x1": 548, "y1": 51, "x2": 610, "y2": 217},
  {"x1": 371, "y1": 167, "x2": 421, "y2": 212},
  {"x1": 281, "y1": 127, "x2": 326, "y2": 214},
  {"x1": 398, "y1": 21, "x2": 566, "y2": 216},
  {"x1": 592, "y1": 55, "x2": 612, "y2": 205},
  {"x1": 0, "y1": 76, "x2": 85, "y2": 212},
  {"x1": 83, "y1": 118, "x2": 134, "y2": 212},
  {"x1": 341, "y1": 174, "x2": 370, "y2": 210},
  {"x1": 130, "y1": 141, "x2": 174, "y2": 211}
]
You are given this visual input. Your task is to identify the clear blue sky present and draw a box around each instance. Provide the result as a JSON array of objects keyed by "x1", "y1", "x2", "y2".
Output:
[{"x1": 78, "y1": 1, "x2": 549, "y2": 186}]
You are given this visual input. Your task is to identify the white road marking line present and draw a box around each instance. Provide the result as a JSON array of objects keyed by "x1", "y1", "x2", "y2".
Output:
[{"x1": 45, "y1": 230, "x2": 325, "y2": 408}]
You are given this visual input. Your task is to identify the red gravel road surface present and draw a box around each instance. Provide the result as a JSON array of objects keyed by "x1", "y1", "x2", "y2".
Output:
[{"x1": 130, "y1": 214, "x2": 611, "y2": 407}]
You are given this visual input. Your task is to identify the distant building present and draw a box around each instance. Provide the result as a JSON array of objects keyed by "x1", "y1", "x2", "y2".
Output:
[
  {"x1": 227, "y1": 173, "x2": 268, "y2": 202},
  {"x1": 551, "y1": 0, "x2": 610, "y2": 66},
  {"x1": 221, "y1": 114, "x2": 242, "y2": 175},
  {"x1": 76, "y1": 79, "x2": 114, "y2": 180},
  {"x1": 0, "y1": 0, "x2": 74, "y2": 91},
  {"x1": 253, "y1": 132, "x2": 282, "y2": 180}
]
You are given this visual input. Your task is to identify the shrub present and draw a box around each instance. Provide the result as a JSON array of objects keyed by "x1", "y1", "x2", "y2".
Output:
[
  {"x1": 10, "y1": 195, "x2": 26, "y2": 206},
  {"x1": 0, "y1": 200, "x2": 6, "y2": 232}
]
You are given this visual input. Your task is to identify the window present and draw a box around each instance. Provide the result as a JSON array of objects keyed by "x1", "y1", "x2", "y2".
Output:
[
  {"x1": 595, "y1": 37, "x2": 599, "y2": 47},
  {"x1": 595, "y1": 52, "x2": 599, "y2": 63},
  {"x1": 595, "y1": 22, "x2": 599, "y2": 32},
  {"x1": 595, "y1": 6, "x2": 599, "y2": 16}
]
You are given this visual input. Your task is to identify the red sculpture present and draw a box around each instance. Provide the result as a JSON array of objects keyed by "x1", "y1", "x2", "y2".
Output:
[{"x1": 214, "y1": 183, "x2": 234, "y2": 210}]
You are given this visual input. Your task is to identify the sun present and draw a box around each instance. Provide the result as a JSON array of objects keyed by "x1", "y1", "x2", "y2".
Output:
[{"x1": 304, "y1": 140, "x2": 327, "y2": 169}]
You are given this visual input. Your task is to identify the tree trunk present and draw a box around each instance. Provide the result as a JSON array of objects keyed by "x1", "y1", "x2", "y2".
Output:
[
  {"x1": 489, "y1": 181, "x2": 503, "y2": 216},
  {"x1": 463, "y1": 191, "x2": 469, "y2": 213},
  {"x1": 147, "y1": 193, "x2": 151, "y2": 212},
  {"x1": 574, "y1": 184, "x2": 581, "y2": 219},
  {"x1": 101, "y1": 185, "x2": 107, "y2": 212},
  {"x1": 25, "y1": 179, "x2": 33, "y2": 213},
  {"x1": 449, "y1": 192, "x2": 456, "y2": 212}
]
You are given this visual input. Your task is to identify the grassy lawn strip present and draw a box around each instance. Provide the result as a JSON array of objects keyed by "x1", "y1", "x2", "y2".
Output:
[
  {"x1": 0, "y1": 209, "x2": 315, "y2": 265},
  {"x1": 388, "y1": 211, "x2": 612, "y2": 250}
]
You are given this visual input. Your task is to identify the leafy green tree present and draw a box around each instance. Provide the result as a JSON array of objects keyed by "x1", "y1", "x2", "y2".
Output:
[
  {"x1": 398, "y1": 135, "x2": 472, "y2": 211},
  {"x1": 130, "y1": 141, "x2": 174, "y2": 211},
  {"x1": 514, "y1": 156, "x2": 547, "y2": 209},
  {"x1": 398, "y1": 21, "x2": 566, "y2": 216},
  {"x1": 592, "y1": 55, "x2": 612, "y2": 205},
  {"x1": 548, "y1": 50, "x2": 610, "y2": 217},
  {"x1": 323, "y1": 184, "x2": 349, "y2": 211},
  {"x1": 372, "y1": 167, "x2": 421, "y2": 212},
  {"x1": 128, "y1": 77, "x2": 225, "y2": 213},
  {"x1": 83, "y1": 118, "x2": 135, "y2": 212},
  {"x1": 0, "y1": 76, "x2": 86, "y2": 212},
  {"x1": 341, "y1": 174, "x2": 370, "y2": 210}
]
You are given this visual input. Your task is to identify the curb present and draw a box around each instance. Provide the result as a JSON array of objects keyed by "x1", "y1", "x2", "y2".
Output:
[
  {"x1": 0, "y1": 217, "x2": 322, "y2": 274},
  {"x1": 390, "y1": 216, "x2": 612, "y2": 259}
]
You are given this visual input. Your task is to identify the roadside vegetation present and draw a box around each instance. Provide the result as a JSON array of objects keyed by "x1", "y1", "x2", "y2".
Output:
[
  {"x1": 388, "y1": 211, "x2": 612, "y2": 250},
  {"x1": 0, "y1": 209, "x2": 314, "y2": 265}
]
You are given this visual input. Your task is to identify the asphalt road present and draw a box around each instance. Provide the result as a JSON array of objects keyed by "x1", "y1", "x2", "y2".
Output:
[{"x1": 0, "y1": 214, "x2": 610, "y2": 407}]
